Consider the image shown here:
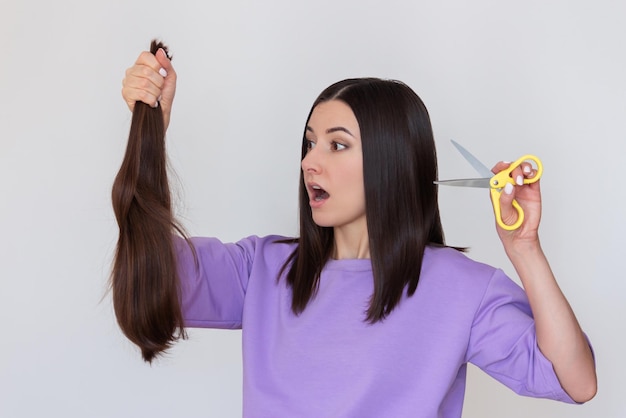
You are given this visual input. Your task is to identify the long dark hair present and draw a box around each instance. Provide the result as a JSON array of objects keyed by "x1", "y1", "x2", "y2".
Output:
[
  {"x1": 282, "y1": 78, "x2": 450, "y2": 322},
  {"x1": 111, "y1": 40, "x2": 192, "y2": 363}
]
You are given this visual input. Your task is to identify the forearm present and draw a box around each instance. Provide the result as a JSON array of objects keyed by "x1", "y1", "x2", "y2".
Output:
[{"x1": 505, "y1": 241, "x2": 597, "y2": 403}]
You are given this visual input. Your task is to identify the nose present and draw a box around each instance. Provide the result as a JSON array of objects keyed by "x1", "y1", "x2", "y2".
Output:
[{"x1": 301, "y1": 147, "x2": 321, "y2": 174}]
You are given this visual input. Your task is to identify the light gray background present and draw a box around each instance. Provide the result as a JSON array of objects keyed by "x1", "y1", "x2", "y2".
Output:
[{"x1": 1, "y1": 1, "x2": 624, "y2": 417}]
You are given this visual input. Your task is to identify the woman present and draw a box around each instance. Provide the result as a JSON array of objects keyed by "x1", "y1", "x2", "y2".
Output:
[{"x1": 115, "y1": 46, "x2": 596, "y2": 417}]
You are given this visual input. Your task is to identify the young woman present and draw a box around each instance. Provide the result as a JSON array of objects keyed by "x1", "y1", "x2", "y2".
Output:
[{"x1": 114, "y1": 47, "x2": 596, "y2": 417}]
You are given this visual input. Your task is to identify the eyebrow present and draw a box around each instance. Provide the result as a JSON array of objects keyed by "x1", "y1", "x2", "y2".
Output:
[{"x1": 306, "y1": 126, "x2": 355, "y2": 137}]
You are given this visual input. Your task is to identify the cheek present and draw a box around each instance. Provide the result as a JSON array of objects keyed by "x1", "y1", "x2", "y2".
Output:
[{"x1": 339, "y1": 160, "x2": 365, "y2": 194}]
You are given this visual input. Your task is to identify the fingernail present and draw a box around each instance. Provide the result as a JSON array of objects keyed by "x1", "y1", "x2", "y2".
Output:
[
  {"x1": 523, "y1": 165, "x2": 531, "y2": 174},
  {"x1": 152, "y1": 101, "x2": 158, "y2": 108},
  {"x1": 158, "y1": 95, "x2": 162, "y2": 102},
  {"x1": 504, "y1": 183, "x2": 514, "y2": 195},
  {"x1": 516, "y1": 175, "x2": 524, "y2": 185},
  {"x1": 159, "y1": 68, "x2": 168, "y2": 77}
]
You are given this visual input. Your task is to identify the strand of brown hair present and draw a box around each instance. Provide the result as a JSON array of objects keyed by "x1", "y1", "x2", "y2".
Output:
[{"x1": 111, "y1": 40, "x2": 191, "y2": 363}]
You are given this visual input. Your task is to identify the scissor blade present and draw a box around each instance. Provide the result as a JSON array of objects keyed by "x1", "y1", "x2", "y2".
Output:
[
  {"x1": 450, "y1": 140, "x2": 493, "y2": 179},
  {"x1": 434, "y1": 178, "x2": 491, "y2": 188}
]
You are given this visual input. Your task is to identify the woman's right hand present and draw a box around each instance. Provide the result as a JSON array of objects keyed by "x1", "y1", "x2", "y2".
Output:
[{"x1": 121, "y1": 48, "x2": 177, "y2": 130}]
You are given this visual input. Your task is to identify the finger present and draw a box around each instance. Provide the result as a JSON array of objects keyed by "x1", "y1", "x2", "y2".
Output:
[
  {"x1": 520, "y1": 162, "x2": 538, "y2": 179},
  {"x1": 134, "y1": 50, "x2": 161, "y2": 69},
  {"x1": 497, "y1": 182, "x2": 520, "y2": 227},
  {"x1": 509, "y1": 165, "x2": 525, "y2": 186},
  {"x1": 122, "y1": 85, "x2": 160, "y2": 110},
  {"x1": 492, "y1": 161, "x2": 525, "y2": 186},
  {"x1": 155, "y1": 48, "x2": 174, "y2": 74},
  {"x1": 154, "y1": 48, "x2": 177, "y2": 101},
  {"x1": 491, "y1": 161, "x2": 511, "y2": 174},
  {"x1": 125, "y1": 64, "x2": 165, "y2": 91},
  {"x1": 122, "y1": 65, "x2": 164, "y2": 108},
  {"x1": 153, "y1": 48, "x2": 177, "y2": 129}
]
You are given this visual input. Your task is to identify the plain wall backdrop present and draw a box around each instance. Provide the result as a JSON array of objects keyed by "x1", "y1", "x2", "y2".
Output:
[{"x1": 1, "y1": 1, "x2": 624, "y2": 417}]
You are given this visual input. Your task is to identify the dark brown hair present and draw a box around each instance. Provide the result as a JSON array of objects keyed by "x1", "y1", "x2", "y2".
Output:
[
  {"x1": 111, "y1": 40, "x2": 191, "y2": 363},
  {"x1": 282, "y1": 78, "x2": 452, "y2": 322}
]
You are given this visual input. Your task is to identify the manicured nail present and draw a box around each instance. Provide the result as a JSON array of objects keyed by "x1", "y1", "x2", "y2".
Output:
[
  {"x1": 158, "y1": 48, "x2": 169, "y2": 59},
  {"x1": 159, "y1": 68, "x2": 168, "y2": 77},
  {"x1": 523, "y1": 165, "x2": 531, "y2": 174},
  {"x1": 504, "y1": 183, "x2": 514, "y2": 195},
  {"x1": 516, "y1": 175, "x2": 524, "y2": 185}
]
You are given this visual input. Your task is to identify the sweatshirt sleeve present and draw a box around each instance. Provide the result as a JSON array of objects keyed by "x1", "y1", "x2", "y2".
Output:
[
  {"x1": 174, "y1": 235, "x2": 258, "y2": 329},
  {"x1": 465, "y1": 269, "x2": 580, "y2": 403}
]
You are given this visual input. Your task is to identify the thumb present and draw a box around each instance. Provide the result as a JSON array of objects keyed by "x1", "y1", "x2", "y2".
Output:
[
  {"x1": 154, "y1": 48, "x2": 176, "y2": 130},
  {"x1": 155, "y1": 48, "x2": 173, "y2": 71}
]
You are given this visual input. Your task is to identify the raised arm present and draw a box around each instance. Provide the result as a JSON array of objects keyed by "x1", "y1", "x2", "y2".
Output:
[{"x1": 493, "y1": 161, "x2": 597, "y2": 403}]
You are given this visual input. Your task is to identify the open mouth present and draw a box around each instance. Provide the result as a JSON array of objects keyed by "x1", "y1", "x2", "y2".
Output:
[{"x1": 311, "y1": 185, "x2": 330, "y2": 201}]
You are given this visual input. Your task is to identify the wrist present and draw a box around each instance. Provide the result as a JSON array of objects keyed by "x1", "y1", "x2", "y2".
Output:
[{"x1": 504, "y1": 237, "x2": 543, "y2": 261}]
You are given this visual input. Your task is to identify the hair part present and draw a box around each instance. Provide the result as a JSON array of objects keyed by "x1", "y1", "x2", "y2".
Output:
[
  {"x1": 111, "y1": 40, "x2": 192, "y2": 363},
  {"x1": 281, "y1": 78, "x2": 453, "y2": 322}
]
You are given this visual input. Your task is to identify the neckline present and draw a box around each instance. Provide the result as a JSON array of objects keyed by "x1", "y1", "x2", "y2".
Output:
[{"x1": 324, "y1": 258, "x2": 372, "y2": 272}]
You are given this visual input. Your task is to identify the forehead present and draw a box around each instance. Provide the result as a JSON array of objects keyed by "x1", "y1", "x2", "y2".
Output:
[{"x1": 307, "y1": 100, "x2": 360, "y2": 135}]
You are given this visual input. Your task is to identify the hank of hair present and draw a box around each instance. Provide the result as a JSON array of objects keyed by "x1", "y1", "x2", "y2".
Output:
[{"x1": 111, "y1": 40, "x2": 190, "y2": 363}]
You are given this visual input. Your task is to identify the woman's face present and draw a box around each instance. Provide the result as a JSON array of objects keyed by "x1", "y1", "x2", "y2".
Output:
[{"x1": 301, "y1": 100, "x2": 366, "y2": 234}]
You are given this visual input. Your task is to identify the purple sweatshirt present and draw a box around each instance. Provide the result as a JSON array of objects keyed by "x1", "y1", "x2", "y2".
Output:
[{"x1": 176, "y1": 235, "x2": 577, "y2": 417}]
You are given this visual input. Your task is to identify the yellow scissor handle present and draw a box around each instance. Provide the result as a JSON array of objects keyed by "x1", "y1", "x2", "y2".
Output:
[
  {"x1": 490, "y1": 155, "x2": 543, "y2": 231},
  {"x1": 490, "y1": 189, "x2": 525, "y2": 230}
]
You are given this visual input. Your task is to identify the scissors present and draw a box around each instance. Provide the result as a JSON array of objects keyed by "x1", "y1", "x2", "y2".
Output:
[{"x1": 435, "y1": 140, "x2": 543, "y2": 231}]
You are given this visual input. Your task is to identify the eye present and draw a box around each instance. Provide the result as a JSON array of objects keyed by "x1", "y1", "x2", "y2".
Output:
[
  {"x1": 331, "y1": 141, "x2": 347, "y2": 151},
  {"x1": 305, "y1": 139, "x2": 316, "y2": 151}
]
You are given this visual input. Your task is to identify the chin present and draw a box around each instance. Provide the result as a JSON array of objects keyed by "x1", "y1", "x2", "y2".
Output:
[{"x1": 311, "y1": 214, "x2": 336, "y2": 228}]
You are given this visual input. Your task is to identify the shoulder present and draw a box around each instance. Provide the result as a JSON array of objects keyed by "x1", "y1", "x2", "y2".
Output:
[
  {"x1": 232, "y1": 235, "x2": 298, "y2": 267},
  {"x1": 419, "y1": 246, "x2": 501, "y2": 298},
  {"x1": 423, "y1": 245, "x2": 496, "y2": 278},
  {"x1": 237, "y1": 234, "x2": 297, "y2": 253},
  {"x1": 419, "y1": 246, "x2": 529, "y2": 312},
  {"x1": 188, "y1": 234, "x2": 296, "y2": 253}
]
